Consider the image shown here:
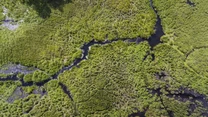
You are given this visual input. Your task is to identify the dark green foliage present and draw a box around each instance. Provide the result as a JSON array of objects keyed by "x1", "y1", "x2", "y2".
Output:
[
  {"x1": 32, "y1": 70, "x2": 50, "y2": 83},
  {"x1": 23, "y1": 70, "x2": 50, "y2": 83},
  {"x1": 21, "y1": 0, "x2": 71, "y2": 18}
]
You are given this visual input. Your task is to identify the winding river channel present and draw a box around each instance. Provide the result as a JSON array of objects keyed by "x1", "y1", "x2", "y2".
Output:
[
  {"x1": 0, "y1": 0, "x2": 165, "y2": 86},
  {"x1": 0, "y1": 0, "x2": 175, "y2": 99}
]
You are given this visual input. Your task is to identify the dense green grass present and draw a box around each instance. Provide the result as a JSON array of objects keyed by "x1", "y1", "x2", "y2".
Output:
[{"x1": 0, "y1": 0, "x2": 208, "y2": 116}]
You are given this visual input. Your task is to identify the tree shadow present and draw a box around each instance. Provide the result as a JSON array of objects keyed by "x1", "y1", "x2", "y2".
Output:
[{"x1": 21, "y1": 0, "x2": 72, "y2": 18}]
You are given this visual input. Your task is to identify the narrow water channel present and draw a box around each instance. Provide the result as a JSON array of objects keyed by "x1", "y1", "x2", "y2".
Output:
[
  {"x1": 0, "y1": 0, "x2": 165, "y2": 88},
  {"x1": 1, "y1": 0, "x2": 166, "y2": 103}
]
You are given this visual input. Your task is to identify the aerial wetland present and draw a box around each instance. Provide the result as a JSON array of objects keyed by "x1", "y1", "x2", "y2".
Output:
[{"x1": 0, "y1": 0, "x2": 208, "y2": 116}]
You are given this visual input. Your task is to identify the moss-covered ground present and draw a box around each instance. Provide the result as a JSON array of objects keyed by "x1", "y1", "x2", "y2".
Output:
[{"x1": 0, "y1": 0, "x2": 208, "y2": 116}]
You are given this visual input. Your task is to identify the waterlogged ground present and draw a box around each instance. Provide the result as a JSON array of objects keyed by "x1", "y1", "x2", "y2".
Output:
[
  {"x1": 0, "y1": 63, "x2": 37, "y2": 75},
  {"x1": 0, "y1": 0, "x2": 208, "y2": 116},
  {"x1": 1, "y1": 7, "x2": 19, "y2": 30}
]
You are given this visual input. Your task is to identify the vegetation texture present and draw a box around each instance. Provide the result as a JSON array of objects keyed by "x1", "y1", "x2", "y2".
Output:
[{"x1": 0, "y1": 0, "x2": 208, "y2": 117}]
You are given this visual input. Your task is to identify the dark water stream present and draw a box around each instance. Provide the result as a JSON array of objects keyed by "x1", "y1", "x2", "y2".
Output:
[
  {"x1": 142, "y1": 0, "x2": 165, "y2": 61},
  {"x1": 0, "y1": 38, "x2": 140, "y2": 86},
  {"x1": 59, "y1": 82, "x2": 73, "y2": 101},
  {"x1": 0, "y1": 75, "x2": 19, "y2": 81},
  {"x1": 148, "y1": 0, "x2": 165, "y2": 49},
  {"x1": 153, "y1": 71, "x2": 208, "y2": 116},
  {"x1": 150, "y1": 87, "x2": 208, "y2": 117},
  {"x1": 129, "y1": 0, "x2": 207, "y2": 116},
  {"x1": 2, "y1": 19, "x2": 15, "y2": 22},
  {"x1": 128, "y1": 110, "x2": 146, "y2": 117},
  {"x1": 187, "y1": 0, "x2": 196, "y2": 7},
  {"x1": 1, "y1": 19, "x2": 19, "y2": 30}
]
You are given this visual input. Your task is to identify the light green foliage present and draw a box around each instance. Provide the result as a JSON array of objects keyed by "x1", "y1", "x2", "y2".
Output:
[
  {"x1": 17, "y1": 73, "x2": 24, "y2": 79},
  {"x1": 22, "y1": 85, "x2": 36, "y2": 94},
  {"x1": 0, "y1": 81, "x2": 74, "y2": 117},
  {"x1": 23, "y1": 70, "x2": 50, "y2": 83},
  {"x1": 32, "y1": 70, "x2": 50, "y2": 83},
  {"x1": 0, "y1": 8, "x2": 4, "y2": 22},
  {"x1": 186, "y1": 48, "x2": 208, "y2": 77},
  {"x1": 0, "y1": 94, "x2": 42, "y2": 117},
  {"x1": 0, "y1": 73, "x2": 10, "y2": 78},
  {"x1": 154, "y1": 0, "x2": 208, "y2": 54},
  {"x1": 23, "y1": 73, "x2": 33, "y2": 83},
  {"x1": 0, "y1": 81, "x2": 20, "y2": 101},
  {"x1": 28, "y1": 80, "x2": 74, "y2": 116}
]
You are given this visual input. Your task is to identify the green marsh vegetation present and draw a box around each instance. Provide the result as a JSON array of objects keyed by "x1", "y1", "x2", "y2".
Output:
[
  {"x1": 23, "y1": 70, "x2": 50, "y2": 83},
  {"x1": 0, "y1": 0, "x2": 155, "y2": 75},
  {"x1": 154, "y1": 0, "x2": 208, "y2": 54},
  {"x1": 0, "y1": 0, "x2": 208, "y2": 116}
]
